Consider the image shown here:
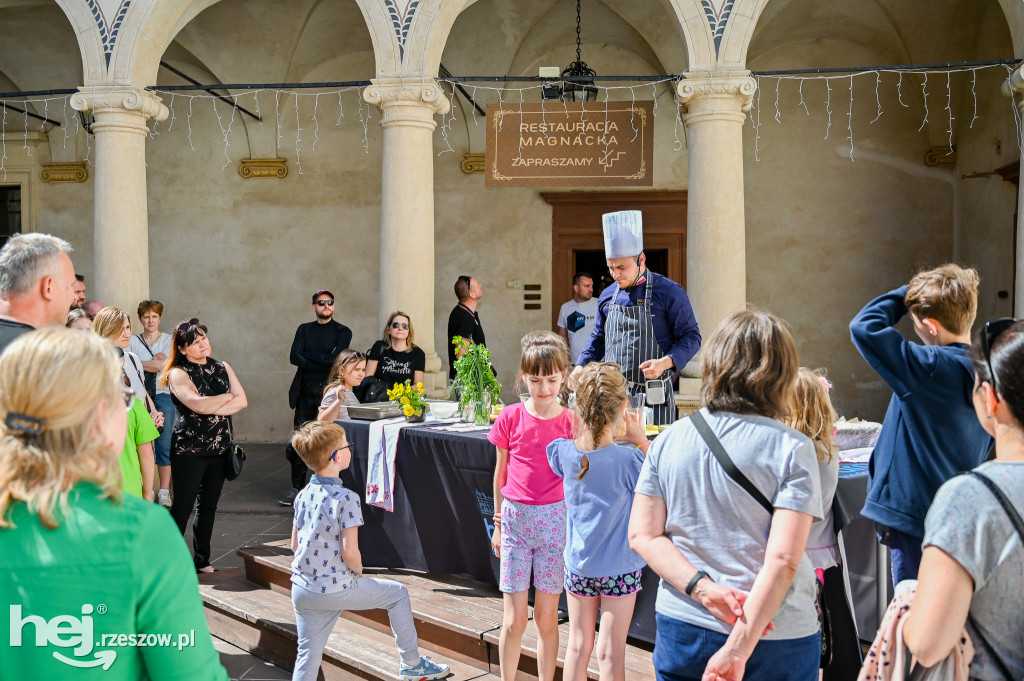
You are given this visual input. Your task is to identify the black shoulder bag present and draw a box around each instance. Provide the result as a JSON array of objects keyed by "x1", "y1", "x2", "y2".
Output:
[
  {"x1": 689, "y1": 411, "x2": 835, "y2": 668},
  {"x1": 225, "y1": 416, "x2": 246, "y2": 482},
  {"x1": 134, "y1": 333, "x2": 159, "y2": 401}
]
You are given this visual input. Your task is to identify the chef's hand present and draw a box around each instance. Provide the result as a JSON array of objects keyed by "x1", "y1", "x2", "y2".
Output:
[
  {"x1": 568, "y1": 365, "x2": 584, "y2": 389},
  {"x1": 640, "y1": 357, "x2": 673, "y2": 379}
]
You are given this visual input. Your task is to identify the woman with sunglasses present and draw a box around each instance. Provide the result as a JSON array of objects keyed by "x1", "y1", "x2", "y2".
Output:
[
  {"x1": 365, "y1": 311, "x2": 426, "y2": 391},
  {"x1": 0, "y1": 328, "x2": 229, "y2": 680},
  {"x1": 901, "y1": 319, "x2": 1024, "y2": 679},
  {"x1": 160, "y1": 318, "x2": 247, "y2": 574}
]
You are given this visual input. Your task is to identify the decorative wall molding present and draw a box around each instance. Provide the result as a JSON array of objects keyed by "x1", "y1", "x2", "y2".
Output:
[
  {"x1": 461, "y1": 154, "x2": 484, "y2": 174},
  {"x1": 701, "y1": 0, "x2": 734, "y2": 56},
  {"x1": 239, "y1": 158, "x2": 288, "y2": 179},
  {"x1": 925, "y1": 147, "x2": 956, "y2": 166},
  {"x1": 40, "y1": 162, "x2": 88, "y2": 184},
  {"x1": 384, "y1": 0, "x2": 419, "y2": 62}
]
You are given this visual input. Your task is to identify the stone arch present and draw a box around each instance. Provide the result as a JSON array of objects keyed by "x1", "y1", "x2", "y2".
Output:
[
  {"x1": 657, "y1": 0, "x2": 717, "y2": 71},
  {"x1": 53, "y1": 0, "x2": 108, "y2": 84},
  {"x1": 995, "y1": 0, "x2": 1024, "y2": 57}
]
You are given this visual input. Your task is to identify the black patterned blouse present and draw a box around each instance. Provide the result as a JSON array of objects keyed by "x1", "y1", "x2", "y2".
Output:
[{"x1": 170, "y1": 359, "x2": 232, "y2": 457}]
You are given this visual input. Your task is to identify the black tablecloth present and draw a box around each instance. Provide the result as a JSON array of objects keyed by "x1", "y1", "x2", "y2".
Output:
[{"x1": 338, "y1": 418, "x2": 876, "y2": 655}]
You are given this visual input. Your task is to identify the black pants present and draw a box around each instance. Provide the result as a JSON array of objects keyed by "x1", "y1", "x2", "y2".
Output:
[
  {"x1": 286, "y1": 396, "x2": 319, "y2": 490},
  {"x1": 822, "y1": 563, "x2": 863, "y2": 681},
  {"x1": 170, "y1": 454, "x2": 226, "y2": 570}
]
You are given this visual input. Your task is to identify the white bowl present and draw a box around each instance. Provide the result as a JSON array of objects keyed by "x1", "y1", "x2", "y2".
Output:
[{"x1": 428, "y1": 401, "x2": 459, "y2": 419}]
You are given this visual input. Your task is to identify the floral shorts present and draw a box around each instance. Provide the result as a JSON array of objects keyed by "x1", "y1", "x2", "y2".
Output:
[
  {"x1": 564, "y1": 568, "x2": 644, "y2": 599},
  {"x1": 499, "y1": 498, "x2": 566, "y2": 594}
]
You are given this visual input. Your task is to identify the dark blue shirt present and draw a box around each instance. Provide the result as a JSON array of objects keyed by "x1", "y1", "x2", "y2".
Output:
[
  {"x1": 850, "y1": 285, "x2": 992, "y2": 538},
  {"x1": 576, "y1": 270, "x2": 701, "y2": 372}
]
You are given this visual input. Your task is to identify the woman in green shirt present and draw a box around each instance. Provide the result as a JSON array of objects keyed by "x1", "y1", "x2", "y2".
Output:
[{"x1": 0, "y1": 327, "x2": 228, "y2": 681}]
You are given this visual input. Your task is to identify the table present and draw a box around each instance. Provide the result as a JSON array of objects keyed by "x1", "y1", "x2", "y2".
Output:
[{"x1": 338, "y1": 418, "x2": 881, "y2": 651}]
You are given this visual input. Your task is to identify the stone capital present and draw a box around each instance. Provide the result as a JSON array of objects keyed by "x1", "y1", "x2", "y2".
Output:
[
  {"x1": 364, "y1": 78, "x2": 451, "y2": 129},
  {"x1": 70, "y1": 86, "x2": 169, "y2": 135},
  {"x1": 1002, "y1": 63, "x2": 1024, "y2": 113},
  {"x1": 677, "y1": 73, "x2": 757, "y2": 125}
]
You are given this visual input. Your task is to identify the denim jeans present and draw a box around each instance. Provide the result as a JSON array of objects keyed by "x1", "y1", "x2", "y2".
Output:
[
  {"x1": 875, "y1": 523, "x2": 923, "y2": 583},
  {"x1": 151, "y1": 392, "x2": 175, "y2": 467},
  {"x1": 652, "y1": 613, "x2": 820, "y2": 681},
  {"x1": 291, "y1": 577, "x2": 420, "y2": 681}
]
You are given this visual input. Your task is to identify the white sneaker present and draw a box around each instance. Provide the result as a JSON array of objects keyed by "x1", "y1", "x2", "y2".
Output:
[{"x1": 157, "y1": 489, "x2": 172, "y2": 508}]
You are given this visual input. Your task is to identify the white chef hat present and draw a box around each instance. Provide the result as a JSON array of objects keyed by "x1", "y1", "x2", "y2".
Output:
[{"x1": 602, "y1": 211, "x2": 644, "y2": 258}]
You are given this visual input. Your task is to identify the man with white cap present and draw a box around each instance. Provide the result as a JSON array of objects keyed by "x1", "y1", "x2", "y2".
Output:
[{"x1": 572, "y1": 211, "x2": 700, "y2": 425}]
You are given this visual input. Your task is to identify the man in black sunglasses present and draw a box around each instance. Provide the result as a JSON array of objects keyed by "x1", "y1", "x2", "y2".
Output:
[
  {"x1": 281, "y1": 289, "x2": 352, "y2": 505},
  {"x1": 850, "y1": 264, "x2": 993, "y2": 583}
]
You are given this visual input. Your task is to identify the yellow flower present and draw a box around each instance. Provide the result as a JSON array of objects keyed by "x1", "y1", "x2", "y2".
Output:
[
  {"x1": 401, "y1": 396, "x2": 410, "y2": 405},
  {"x1": 416, "y1": 382, "x2": 423, "y2": 390},
  {"x1": 418, "y1": 386, "x2": 426, "y2": 394},
  {"x1": 403, "y1": 404, "x2": 415, "y2": 417}
]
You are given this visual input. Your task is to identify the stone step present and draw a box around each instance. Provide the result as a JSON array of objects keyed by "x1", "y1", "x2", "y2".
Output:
[
  {"x1": 238, "y1": 542, "x2": 655, "y2": 681},
  {"x1": 200, "y1": 568, "x2": 496, "y2": 681}
]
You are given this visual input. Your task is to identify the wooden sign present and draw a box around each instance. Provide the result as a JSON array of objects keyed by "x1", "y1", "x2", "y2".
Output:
[{"x1": 485, "y1": 101, "x2": 654, "y2": 187}]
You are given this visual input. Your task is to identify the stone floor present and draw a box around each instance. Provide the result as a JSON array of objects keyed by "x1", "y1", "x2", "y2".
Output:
[{"x1": 182, "y1": 442, "x2": 297, "y2": 570}]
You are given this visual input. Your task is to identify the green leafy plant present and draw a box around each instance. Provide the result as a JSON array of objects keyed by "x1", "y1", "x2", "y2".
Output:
[{"x1": 451, "y1": 336, "x2": 502, "y2": 416}]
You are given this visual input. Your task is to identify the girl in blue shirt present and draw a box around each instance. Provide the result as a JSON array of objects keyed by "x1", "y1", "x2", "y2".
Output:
[{"x1": 546, "y1": 361, "x2": 649, "y2": 681}]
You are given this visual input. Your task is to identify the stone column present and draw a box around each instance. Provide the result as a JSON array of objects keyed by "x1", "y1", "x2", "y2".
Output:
[
  {"x1": 364, "y1": 78, "x2": 450, "y2": 392},
  {"x1": 677, "y1": 73, "x2": 756, "y2": 336},
  {"x1": 1003, "y1": 66, "x2": 1024, "y2": 318},
  {"x1": 70, "y1": 86, "x2": 167, "y2": 313}
]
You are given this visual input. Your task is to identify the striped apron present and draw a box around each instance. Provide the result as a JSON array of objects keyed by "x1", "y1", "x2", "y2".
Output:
[{"x1": 604, "y1": 279, "x2": 677, "y2": 425}]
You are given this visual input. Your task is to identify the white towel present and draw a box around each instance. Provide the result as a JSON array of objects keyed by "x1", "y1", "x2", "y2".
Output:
[{"x1": 366, "y1": 417, "x2": 414, "y2": 512}]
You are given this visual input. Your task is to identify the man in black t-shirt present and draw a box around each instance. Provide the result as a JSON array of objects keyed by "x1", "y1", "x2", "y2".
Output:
[
  {"x1": 447, "y1": 275, "x2": 486, "y2": 380},
  {"x1": 0, "y1": 233, "x2": 77, "y2": 355},
  {"x1": 279, "y1": 290, "x2": 352, "y2": 505}
]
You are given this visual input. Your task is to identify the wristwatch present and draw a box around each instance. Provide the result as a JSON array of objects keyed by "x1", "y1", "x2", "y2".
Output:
[{"x1": 685, "y1": 570, "x2": 709, "y2": 597}]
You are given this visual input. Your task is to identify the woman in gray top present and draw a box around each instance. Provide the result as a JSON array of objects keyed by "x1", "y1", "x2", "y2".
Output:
[
  {"x1": 629, "y1": 310, "x2": 823, "y2": 681},
  {"x1": 904, "y1": 319, "x2": 1024, "y2": 679}
]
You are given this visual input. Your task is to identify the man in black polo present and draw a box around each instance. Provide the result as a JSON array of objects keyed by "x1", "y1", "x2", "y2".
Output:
[
  {"x1": 447, "y1": 275, "x2": 486, "y2": 380},
  {"x1": 279, "y1": 290, "x2": 351, "y2": 505}
]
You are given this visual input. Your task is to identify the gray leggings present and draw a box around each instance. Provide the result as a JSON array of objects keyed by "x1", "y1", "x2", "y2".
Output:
[{"x1": 291, "y1": 576, "x2": 420, "y2": 681}]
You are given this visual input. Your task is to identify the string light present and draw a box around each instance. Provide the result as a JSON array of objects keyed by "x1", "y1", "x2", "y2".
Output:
[
  {"x1": 918, "y1": 72, "x2": 929, "y2": 132},
  {"x1": 847, "y1": 76, "x2": 854, "y2": 162},
  {"x1": 824, "y1": 78, "x2": 832, "y2": 140},
  {"x1": 870, "y1": 72, "x2": 882, "y2": 124},
  {"x1": 0, "y1": 65, "x2": 1015, "y2": 176}
]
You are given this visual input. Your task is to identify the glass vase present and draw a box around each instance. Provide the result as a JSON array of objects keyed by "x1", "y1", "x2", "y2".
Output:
[{"x1": 462, "y1": 393, "x2": 492, "y2": 425}]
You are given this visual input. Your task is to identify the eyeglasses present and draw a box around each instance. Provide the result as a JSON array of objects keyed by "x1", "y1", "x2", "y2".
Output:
[
  {"x1": 177, "y1": 318, "x2": 200, "y2": 333},
  {"x1": 121, "y1": 371, "x2": 131, "y2": 387},
  {"x1": 330, "y1": 443, "x2": 353, "y2": 462},
  {"x1": 391, "y1": 322, "x2": 409, "y2": 330},
  {"x1": 340, "y1": 350, "x2": 366, "y2": 363},
  {"x1": 981, "y1": 317, "x2": 1016, "y2": 397},
  {"x1": 315, "y1": 299, "x2": 335, "y2": 307},
  {"x1": 122, "y1": 387, "x2": 135, "y2": 411}
]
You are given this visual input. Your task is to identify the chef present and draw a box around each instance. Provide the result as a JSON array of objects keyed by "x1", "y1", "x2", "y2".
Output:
[{"x1": 572, "y1": 210, "x2": 701, "y2": 425}]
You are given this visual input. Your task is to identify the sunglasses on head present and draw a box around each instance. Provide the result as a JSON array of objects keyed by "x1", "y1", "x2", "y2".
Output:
[
  {"x1": 315, "y1": 299, "x2": 335, "y2": 307},
  {"x1": 391, "y1": 321, "x2": 409, "y2": 330},
  {"x1": 177, "y1": 318, "x2": 200, "y2": 333},
  {"x1": 981, "y1": 317, "x2": 1016, "y2": 397},
  {"x1": 122, "y1": 387, "x2": 135, "y2": 411}
]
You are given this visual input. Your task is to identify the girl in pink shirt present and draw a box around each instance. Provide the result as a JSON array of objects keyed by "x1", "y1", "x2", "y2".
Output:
[{"x1": 488, "y1": 331, "x2": 574, "y2": 681}]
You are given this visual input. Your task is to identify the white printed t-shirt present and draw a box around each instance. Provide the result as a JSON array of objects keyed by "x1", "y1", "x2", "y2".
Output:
[{"x1": 558, "y1": 297, "x2": 599, "y2": 363}]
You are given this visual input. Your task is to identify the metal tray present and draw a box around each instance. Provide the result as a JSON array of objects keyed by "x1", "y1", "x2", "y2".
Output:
[{"x1": 347, "y1": 403, "x2": 404, "y2": 420}]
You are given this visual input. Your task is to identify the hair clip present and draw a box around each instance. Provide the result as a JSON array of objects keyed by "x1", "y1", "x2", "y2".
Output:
[
  {"x1": 5, "y1": 412, "x2": 45, "y2": 436},
  {"x1": 818, "y1": 376, "x2": 833, "y2": 390}
]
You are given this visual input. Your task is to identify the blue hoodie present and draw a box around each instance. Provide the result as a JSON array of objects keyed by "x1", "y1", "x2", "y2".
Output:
[{"x1": 850, "y1": 285, "x2": 992, "y2": 538}]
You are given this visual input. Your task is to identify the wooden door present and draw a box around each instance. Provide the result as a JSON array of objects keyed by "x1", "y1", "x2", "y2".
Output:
[{"x1": 543, "y1": 190, "x2": 687, "y2": 329}]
